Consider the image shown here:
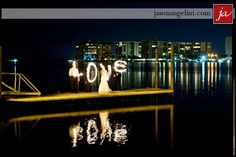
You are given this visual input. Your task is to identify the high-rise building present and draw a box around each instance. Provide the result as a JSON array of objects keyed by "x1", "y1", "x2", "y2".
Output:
[
  {"x1": 75, "y1": 41, "x2": 112, "y2": 60},
  {"x1": 177, "y1": 42, "x2": 212, "y2": 54},
  {"x1": 115, "y1": 41, "x2": 142, "y2": 59},
  {"x1": 225, "y1": 36, "x2": 232, "y2": 56},
  {"x1": 75, "y1": 40, "x2": 213, "y2": 60},
  {"x1": 97, "y1": 43, "x2": 112, "y2": 60},
  {"x1": 141, "y1": 41, "x2": 159, "y2": 58},
  {"x1": 140, "y1": 40, "x2": 175, "y2": 58}
]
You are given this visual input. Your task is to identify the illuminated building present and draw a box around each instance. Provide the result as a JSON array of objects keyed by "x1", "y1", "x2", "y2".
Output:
[
  {"x1": 141, "y1": 41, "x2": 177, "y2": 58},
  {"x1": 75, "y1": 41, "x2": 112, "y2": 61},
  {"x1": 177, "y1": 42, "x2": 212, "y2": 54},
  {"x1": 145, "y1": 41, "x2": 212, "y2": 59},
  {"x1": 75, "y1": 40, "x2": 213, "y2": 60},
  {"x1": 115, "y1": 41, "x2": 142, "y2": 59}
]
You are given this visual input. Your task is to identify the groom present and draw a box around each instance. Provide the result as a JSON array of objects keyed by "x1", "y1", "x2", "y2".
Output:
[{"x1": 69, "y1": 60, "x2": 81, "y2": 93}]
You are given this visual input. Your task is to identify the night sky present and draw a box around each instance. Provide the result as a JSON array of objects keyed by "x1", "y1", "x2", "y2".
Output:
[{"x1": 1, "y1": 1, "x2": 233, "y2": 60}]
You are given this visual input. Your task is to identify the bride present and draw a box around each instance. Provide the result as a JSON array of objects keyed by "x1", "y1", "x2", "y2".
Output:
[{"x1": 98, "y1": 64, "x2": 112, "y2": 93}]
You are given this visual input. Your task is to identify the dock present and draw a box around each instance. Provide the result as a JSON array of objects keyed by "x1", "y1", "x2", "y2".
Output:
[
  {"x1": 6, "y1": 88, "x2": 173, "y2": 102},
  {"x1": 1, "y1": 88, "x2": 173, "y2": 121}
]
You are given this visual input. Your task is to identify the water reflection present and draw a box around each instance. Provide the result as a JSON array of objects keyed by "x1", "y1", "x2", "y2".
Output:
[
  {"x1": 3, "y1": 104, "x2": 173, "y2": 154},
  {"x1": 116, "y1": 61, "x2": 231, "y2": 97},
  {"x1": 99, "y1": 112, "x2": 112, "y2": 145},
  {"x1": 68, "y1": 104, "x2": 174, "y2": 149},
  {"x1": 55, "y1": 112, "x2": 128, "y2": 149},
  {"x1": 69, "y1": 112, "x2": 128, "y2": 147},
  {"x1": 202, "y1": 62, "x2": 205, "y2": 89},
  {"x1": 69, "y1": 122, "x2": 83, "y2": 147}
]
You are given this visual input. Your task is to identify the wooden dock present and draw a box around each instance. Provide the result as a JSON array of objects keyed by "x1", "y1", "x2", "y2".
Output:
[
  {"x1": 6, "y1": 88, "x2": 173, "y2": 102},
  {"x1": 1, "y1": 88, "x2": 174, "y2": 122}
]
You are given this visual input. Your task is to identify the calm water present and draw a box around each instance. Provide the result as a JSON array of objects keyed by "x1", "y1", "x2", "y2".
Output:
[{"x1": 0, "y1": 61, "x2": 232, "y2": 156}]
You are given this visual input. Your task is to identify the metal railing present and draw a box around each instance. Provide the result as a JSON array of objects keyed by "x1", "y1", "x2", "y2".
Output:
[{"x1": 1, "y1": 72, "x2": 41, "y2": 96}]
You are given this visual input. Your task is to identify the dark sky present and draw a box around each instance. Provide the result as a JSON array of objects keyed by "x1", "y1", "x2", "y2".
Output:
[{"x1": 1, "y1": 2, "x2": 233, "y2": 60}]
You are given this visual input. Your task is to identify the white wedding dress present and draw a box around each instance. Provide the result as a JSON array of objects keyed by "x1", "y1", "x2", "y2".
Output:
[{"x1": 98, "y1": 71, "x2": 111, "y2": 93}]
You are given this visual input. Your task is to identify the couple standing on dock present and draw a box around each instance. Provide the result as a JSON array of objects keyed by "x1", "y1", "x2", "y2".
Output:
[{"x1": 69, "y1": 61, "x2": 113, "y2": 93}]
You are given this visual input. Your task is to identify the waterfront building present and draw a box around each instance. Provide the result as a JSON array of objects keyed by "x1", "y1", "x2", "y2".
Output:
[
  {"x1": 75, "y1": 41, "x2": 112, "y2": 61},
  {"x1": 115, "y1": 41, "x2": 142, "y2": 59},
  {"x1": 177, "y1": 42, "x2": 212, "y2": 54},
  {"x1": 75, "y1": 40, "x2": 213, "y2": 60}
]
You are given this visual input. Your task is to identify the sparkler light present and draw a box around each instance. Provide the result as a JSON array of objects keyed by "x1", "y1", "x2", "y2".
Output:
[
  {"x1": 113, "y1": 123, "x2": 128, "y2": 145},
  {"x1": 69, "y1": 118, "x2": 129, "y2": 147},
  {"x1": 72, "y1": 127, "x2": 78, "y2": 147},
  {"x1": 114, "y1": 60, "x2": 127, "y2": 73},
  {"x1": 69, "y1": 122, "x2": 83, "y2": 147},
  {"x1": 87, "y1": 62, "x2": 98, "y2": 83},
  {"x1": 86, "y1": 119, "x2": 99, "y2": 144},
  {"x1": 99, "y1": 112, "x2": 112, "y2": 145}
]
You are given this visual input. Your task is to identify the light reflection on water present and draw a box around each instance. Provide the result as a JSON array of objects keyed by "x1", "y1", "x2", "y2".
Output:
[
  {"x1": 1, "y1": 104, "x2": 173, "y2": 155},
  {"x1": 69, "y1": 114, "x2": 128, "y2": 148},
  {"x1": 66, "y1": 104, "x2": 173, "y2": 150},
  {"x1": 120, "y1": 62, "x2": 231, "y2": 95}
]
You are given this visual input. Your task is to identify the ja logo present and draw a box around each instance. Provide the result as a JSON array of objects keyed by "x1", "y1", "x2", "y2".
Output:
[{"x1": 213, "y1": 4, "x2": 233, "y2": 24}]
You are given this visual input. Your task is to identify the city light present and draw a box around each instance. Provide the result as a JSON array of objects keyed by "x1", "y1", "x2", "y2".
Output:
[
  {"x1": 218, "y1": 59, "x2": 223, "y2": 63},
  {"x1": 13, "y1": 59, "x2": 18, "y2": 63},
  {"x1": 8, "y1": 58, "x2": 18, "y2": 73},
  {"x1": 200, "y1": 56, "x2": 207, "y2": 62},
  {"x1": 8, "y1": 58, "x2": 18, "y2": 63}
]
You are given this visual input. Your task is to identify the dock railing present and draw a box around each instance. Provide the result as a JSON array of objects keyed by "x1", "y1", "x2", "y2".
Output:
[{"x1": 1, "y1": 72, "x2": 41, "y2": 96}]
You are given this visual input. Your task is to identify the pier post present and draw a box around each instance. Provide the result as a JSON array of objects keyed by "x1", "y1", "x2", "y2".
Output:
[
  {"x1": 14, "y1": 122, "x2": 21, "y2": 140},
  {"x1": 0, "y1": 46, "x2": 2, "y2": 99},
  {"x1": 170, "y1": 45, "x2": 174, "y2": 90},
  {"x1": 170, "y1": 105, "x2": 174, "y2": 148},
  {"x1": 155, "y1": 48, "x2": 158, "y2": 88},
  {"x1": 155, "y1": 109, "x2": 158, "y2": 141}
]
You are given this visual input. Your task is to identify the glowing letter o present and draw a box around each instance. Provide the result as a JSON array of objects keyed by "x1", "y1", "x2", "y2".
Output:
[{"x1": 87, "y1": 62, "x2": 98, "y2": 83}]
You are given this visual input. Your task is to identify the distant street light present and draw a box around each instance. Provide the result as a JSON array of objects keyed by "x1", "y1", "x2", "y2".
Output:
[
  {"x1": 9, "y1": 58, "x2": 18, "y2": 73},
  {"x1": 13, "y1": 59, "x2": 18, "y2": 73}
]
